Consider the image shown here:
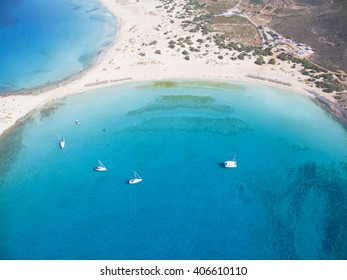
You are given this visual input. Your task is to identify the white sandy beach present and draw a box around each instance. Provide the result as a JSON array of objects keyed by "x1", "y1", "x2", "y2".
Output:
[{"x1": 0, "y1": 0, "x2": 332, "y2": 137}]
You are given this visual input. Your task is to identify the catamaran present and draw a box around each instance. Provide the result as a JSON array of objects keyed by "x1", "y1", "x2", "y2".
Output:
[
  {"x1": 224, "y1": 154, "x2": 237, "y2": 168},
  {"x1": 95, "y1": 160, "x2": 107, "y2": 171},
  {"x1": 129, "y1": 171, "x2": 142, "y2": 184}
]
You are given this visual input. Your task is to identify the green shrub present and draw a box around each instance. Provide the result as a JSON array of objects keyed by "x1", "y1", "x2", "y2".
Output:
[
  {"x1": 255, "y1": 56, "x2": 265, "y2": 65},
  {"x1": 168, "y1": 40, "x2": 176, "y2": 49},
  {"x1": 277, "y1": 52, "x2": 288, "y2": 61},
  {"x1": 268, "y1": 58, "x2": 276, "y2": 65},
  {"x1": 237, "y1": 54, "x2": 245, "y2": 60}
]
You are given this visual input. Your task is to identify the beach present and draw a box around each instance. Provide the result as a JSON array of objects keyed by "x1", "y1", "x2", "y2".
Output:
[
  {"x1": 0, "y1": 0, "x2": 338, "y2": 138},
  {"x1": 1, "y1": 0, "x2": 347, "y2": 261}
]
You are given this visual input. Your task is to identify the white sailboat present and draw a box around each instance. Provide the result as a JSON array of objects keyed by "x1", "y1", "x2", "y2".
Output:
[
  {"x1": 95, "y1": 160, "x2": 107, "y2": 171},
  {"x1": 129, "y1": 170, "x2": 142, "y2": 184},
  {"x1": 224, "y1": 154, "x2": 237, "y2": 168}
]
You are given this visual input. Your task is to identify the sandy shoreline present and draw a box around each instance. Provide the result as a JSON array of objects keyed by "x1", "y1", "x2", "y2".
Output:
[{"x1": 0, "y1": 0, "x2": 339, "y2": 138}]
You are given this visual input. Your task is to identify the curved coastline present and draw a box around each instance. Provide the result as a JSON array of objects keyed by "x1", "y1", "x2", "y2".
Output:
[
  {"x1": 0, "y1": 0, "x2": 345, "y2": 139},
  {"x1": 0, "y1": 0, "x2": 120, "y2": 97},
  {"x1": 0, "y1": 0, "x2": 118, "y2": 97},
  {"x1": 1, "y1": 79, "x2": 347, "y2": 260},
  {"x1": 0, "y1": 0, "x2": 121, "y2": 137}
]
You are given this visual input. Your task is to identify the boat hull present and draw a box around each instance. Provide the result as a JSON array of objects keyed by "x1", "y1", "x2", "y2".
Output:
[
  {"x1": 224, "y1": 161, "x2": 237, "y2": 168},
  {"x1": 95, "y1": 167, "x2": 107, "y2": 172},
  {"x1": 59, "y1": 140, "x2": 65, "y2": 149},
  {"x1": 129, "y1": 178, "x2": 142, "y2": 184}
]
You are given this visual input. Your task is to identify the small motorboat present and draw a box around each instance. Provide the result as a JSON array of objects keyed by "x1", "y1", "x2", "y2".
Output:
[
  {"x1": 59, "y1": 139, "x2": 65, "y2": 149},
  {"x1": 57, "y1": 134, "x2": 65, "y2": 149}
]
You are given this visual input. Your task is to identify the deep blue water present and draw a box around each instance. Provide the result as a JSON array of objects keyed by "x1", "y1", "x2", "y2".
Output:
[
  {"x1": 0, "y1": 0, "x2": 116, "y2": 93},
  {"x1": 0, "y1": 81, "x2": 346, "y2": 259}
]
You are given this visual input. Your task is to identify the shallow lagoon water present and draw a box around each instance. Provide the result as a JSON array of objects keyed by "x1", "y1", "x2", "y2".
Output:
[
  {"x1": 0, "y1": 0, "x2": 116, "y2": 93},
  {"x1": 0, "y1": 81, "x2": 346, "y2": 259}
]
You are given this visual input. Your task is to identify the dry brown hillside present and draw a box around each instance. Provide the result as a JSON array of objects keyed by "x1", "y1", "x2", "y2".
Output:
[{"x1": 269, "y1": 0, "x2": 347, "y2": 73}]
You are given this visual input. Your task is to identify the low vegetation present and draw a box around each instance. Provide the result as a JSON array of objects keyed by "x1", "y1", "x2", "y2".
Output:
[
  {"x1": 255, "y1": 56, "x2": 265, "y2": 65},
  {"x1": 157, "y1": 0, "x2": 346, "y2": 98},
  {"x1": 277, "y1": 52, "x2": 344, "y2": 93}
]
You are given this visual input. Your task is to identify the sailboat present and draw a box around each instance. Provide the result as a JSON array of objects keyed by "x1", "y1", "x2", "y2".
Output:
[
  {"x1": 224, "y1": 154, "x2": 237, "y2": 168},
  {"x1": 95, "y1": 160, "x2": 107, "y2": 171},
  {"x1": 129, "y1": 170, "x2": 142, "y2": 184}
]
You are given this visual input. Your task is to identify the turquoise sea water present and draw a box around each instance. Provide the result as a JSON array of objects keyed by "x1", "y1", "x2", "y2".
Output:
[
  {"x1": 0, "y1": 81, "x2": 346, "y2": 259},
  {"x1": 0, "y1": 0, "x2": 116, "y2": 93}
]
